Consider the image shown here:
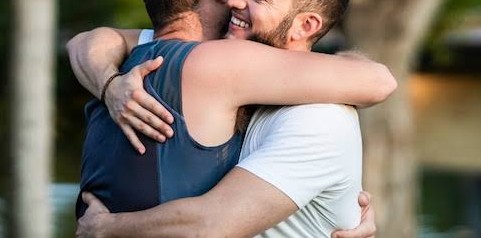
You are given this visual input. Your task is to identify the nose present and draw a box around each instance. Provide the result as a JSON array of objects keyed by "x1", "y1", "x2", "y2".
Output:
[{"x1": 225, "y1": 0, "x2": 247, "y2": 10}]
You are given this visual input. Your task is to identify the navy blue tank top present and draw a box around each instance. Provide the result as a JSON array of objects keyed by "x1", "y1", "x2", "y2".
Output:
[{"x1": 76, "y1": 40, "x2": 244, "y2": 218}]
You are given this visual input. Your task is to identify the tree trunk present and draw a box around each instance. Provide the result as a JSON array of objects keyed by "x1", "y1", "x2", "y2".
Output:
[
  {"x1": 11, "y1": 0, "x2": 56, "y2": 237},
  {"x1": 345, "y1": 1, "x2": 444, "y2": 237}
]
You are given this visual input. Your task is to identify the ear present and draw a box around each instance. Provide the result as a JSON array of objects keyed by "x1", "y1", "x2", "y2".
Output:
[{"x1": 290, "y1": 12, "x2": 323, "y2": 41}]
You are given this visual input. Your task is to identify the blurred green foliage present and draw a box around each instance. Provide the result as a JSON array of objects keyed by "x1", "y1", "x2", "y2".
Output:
[
  {"x1": 0, "y1": 0, "x2": 150, "y2": 184},
  {"x1": 55, "y1": 0, "x2": 148, "y2": 182},
  {"x1": 424, "y1": 0, "x2": 481, "y2": 68},
  {"x1": 0, "y1": 0, "x2": 11, "y2": 197}
]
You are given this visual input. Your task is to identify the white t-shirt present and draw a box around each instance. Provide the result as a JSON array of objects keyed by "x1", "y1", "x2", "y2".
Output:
[
  {"x1": 138, "y1": 29, "x2": 155, "y2": 45},
  {"x1": 137, "y1": 30, "x2": 363, "y2": 237},
  {"x1": 237, "y1": 104, "x2": 363, "y2": 238}
]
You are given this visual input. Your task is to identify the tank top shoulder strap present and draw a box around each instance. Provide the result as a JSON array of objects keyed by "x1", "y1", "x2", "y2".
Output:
[{"x1": 146, "y1": 40, "x2": 200, "y2": 115}]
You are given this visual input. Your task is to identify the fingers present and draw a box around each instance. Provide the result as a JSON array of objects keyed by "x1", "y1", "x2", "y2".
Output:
[
  {"x1": 136, "y1": 56, "x2": 164, "y2": 78},
  {"x1": 127, "y1": 100, "x2": 174, "y2": 138},
  {"x1": 121, "y1": 112, "x2": 167, "y2": 143},
  {"x1": 358, "y1": 191, "x2": 372, "y2": 207},
  {"x1": 81, "y1": 192, "x2": 109, "y2": 213},
  {"x1": 331, "y1": 223, "x2": 376, "y2": 238},
  {"x1": 359, "y1": 192, "x2": 374, "y2": 221},
  {"x1": 331, "y1": 191, "x2": 377, "y2": 238},
  {"x1": 119, "y1": 123, "x2": 146, "y2": 154},
  {"x1": 362, "y1": 202, "x2": 375, "y2": 224},
  {"x1": 131, "y1": 90, "x2": 174, "y2": 126},
  {"x1": 82, "y1": 192, "x2": 97, "y2": 205}
]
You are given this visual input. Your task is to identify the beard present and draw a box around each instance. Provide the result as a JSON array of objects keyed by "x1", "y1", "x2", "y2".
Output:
[
  {"x1": 216, "y1": 10, "x2": 231, "y2": 39},
  {"x1": 198, "y1": 4, "x2": 231, "y2": 40},
  {"x1": 219, "y1": 18, "x2": 231, "y2": 38},
  {"x1": 247, "y1": 11, "x2": 297, "y2": 49}
]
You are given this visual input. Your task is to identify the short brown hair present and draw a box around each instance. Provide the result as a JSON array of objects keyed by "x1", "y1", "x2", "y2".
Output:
[
  {"x1": 143, "y1": 0, "x2": 200, "y2": 31},
  {"x1": 295, "y1": 0, "x2": 349, "y2": 44}
]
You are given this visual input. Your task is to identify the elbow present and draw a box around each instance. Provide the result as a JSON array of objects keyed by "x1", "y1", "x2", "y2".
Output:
[
  {"x1": 66, "y1": 27, "x2": 116, "y2": 54},
  {"x1": 367, "y1": 63, "x2": 398, "y2": 105},
  {"x1": 66, "y1": 31, "x2": 86, "y2": 55}
]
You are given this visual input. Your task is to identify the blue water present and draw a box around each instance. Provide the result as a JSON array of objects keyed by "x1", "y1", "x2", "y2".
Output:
[
  {"x1": 0, "y1": 183, "x2": 79, "y2": 237},
  {"x1": 51, "y1": 183, "x2": 79, "y2": 237}
]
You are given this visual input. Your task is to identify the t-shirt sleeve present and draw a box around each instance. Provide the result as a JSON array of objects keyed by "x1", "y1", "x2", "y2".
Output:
[
  {"x1": 237, "y1": 105, "x2": 357, "y2": 208},
  {"x1": 138, "y1": 29, "x2": 155, "y2": 45}
]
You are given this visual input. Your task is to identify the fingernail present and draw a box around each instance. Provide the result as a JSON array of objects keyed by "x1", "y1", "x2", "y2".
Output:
[
  {"x1": 139, "y1": 147, "x2": 146, "y2": 154},
  {"x1": 167, "y1": 130, "x2": 174, "y2": 138}
]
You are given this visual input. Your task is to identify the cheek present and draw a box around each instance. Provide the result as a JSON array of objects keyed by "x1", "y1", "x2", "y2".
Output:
[
  {"x1": 209, "y1": 6, "x2": 228, "y2": 23},
  {"x1": 250, "y1": 9, "x2": 282, "y2": 33}
]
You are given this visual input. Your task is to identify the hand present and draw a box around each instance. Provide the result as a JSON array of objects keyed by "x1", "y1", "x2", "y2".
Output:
[
  {"x1": 331, "y1": 191, "x2": 376, "y2": 238},
  {"x1": 76, "y1": 192, "x2": 112, "y2": 238},
  {"x1": 105, "y1": 57, "x2": 175, "y2": 154}
]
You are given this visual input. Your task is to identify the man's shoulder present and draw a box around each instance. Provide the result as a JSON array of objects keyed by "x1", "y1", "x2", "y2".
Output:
[
  {"x1": 132, "y1": 39, "x2": 199, "y2": 56},
  {"x1": 248, "y1": 104, "x2": 361, "y2": 144},
  {"x1": 259, "y1": 104, "x2": 358, "y2": 127},
  {"x1": 186, "y1": 39, "x2": 273, "y2": 69},
  {"x1": 123, "y1": 39, "x2": 200, "y2": 73}
]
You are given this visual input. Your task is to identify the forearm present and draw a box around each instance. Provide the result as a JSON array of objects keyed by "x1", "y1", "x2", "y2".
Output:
[
  {"x1": 258, "y1": 52, "x2": 397, "y2": 107},
  {"x1": 334, "y1": 51, "x2": 397, "y2": 107},
  {"x1": 79, "y1": 168, "x2": 297, "y2": 238},
  {"x1": 102, "y1": 197, "x2": 214, "y2": 238},
  {"x1": 66, "y1": 27, "x2": 132, "y2": 99},
  {"x1": 193, "y1": 40, "x2": 398, "y2": 109}
]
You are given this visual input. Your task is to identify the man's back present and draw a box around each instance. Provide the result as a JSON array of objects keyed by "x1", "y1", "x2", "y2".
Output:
[
  {"x1": 238, "y1": 104, "x2": 363, "y2": 237},
  {"x1": 77, "y1": 40, "x2": 244, "y2": 218}
]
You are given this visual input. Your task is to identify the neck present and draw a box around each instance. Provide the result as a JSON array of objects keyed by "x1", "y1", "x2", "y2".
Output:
[
  {"x1": 285, "y1": 40, "x2": 311, "y2": 52},
  {"x1": 154, "y1": 11, "x2": 204, "y2": 41}
]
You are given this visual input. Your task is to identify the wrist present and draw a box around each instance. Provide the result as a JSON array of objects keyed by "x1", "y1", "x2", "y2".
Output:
[
  {"x1": 101, "y1": 71, "x2": 126, "y2": 103},
  {"x1": 96, "y1": 64, "x2": 121, "y2": 99}
]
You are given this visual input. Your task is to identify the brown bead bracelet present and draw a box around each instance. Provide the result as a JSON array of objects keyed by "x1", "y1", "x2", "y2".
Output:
[{"x1": 101, "y1": 71, "x2": 126, "y2": 103}]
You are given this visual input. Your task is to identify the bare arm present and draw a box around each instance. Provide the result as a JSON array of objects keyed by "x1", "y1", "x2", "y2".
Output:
[
  {"x1": 78, "y1": 172, "x2": 377, "y2": 238},
  {"x1": 67, "y1": 29, "x2": 396, "y2": 152},
  {"x1": 186, "y1": 40, "x2": 398, "y2": 108},
  {"x1": 78, "y1": 168, "x2": 298, "y2": 238},
  {"x1": 66, "y1": 27, "x2": 139, "y2": 99},
  {"x1": 67, "y1": 28, "x2": 174, "y2": 153}
]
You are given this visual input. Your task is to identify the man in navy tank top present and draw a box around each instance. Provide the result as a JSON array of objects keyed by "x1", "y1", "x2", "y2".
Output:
[{"x1": 70, "y1": 0, "x2": 396, "y2": 237}]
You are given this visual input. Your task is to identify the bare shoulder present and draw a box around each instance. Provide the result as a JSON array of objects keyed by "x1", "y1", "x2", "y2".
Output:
[
  {"x1": 187, "y1": 40, "x2": 277, "y2": 63},
  {"x1": 182, "y1": 39, "x2": 278, "y2": 85}
]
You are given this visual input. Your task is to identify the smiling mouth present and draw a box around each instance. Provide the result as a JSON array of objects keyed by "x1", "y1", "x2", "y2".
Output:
[{"x1": 230, "y1": 16, "x2": 250, "y2": 29}]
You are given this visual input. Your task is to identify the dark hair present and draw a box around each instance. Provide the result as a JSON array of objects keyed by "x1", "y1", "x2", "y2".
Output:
[
  {"x1": 296, "y1": 0, "x2": 349, "y2": 43},
  {"x1": 143, "y1": 0, "x2": 200, "y2": 31}
]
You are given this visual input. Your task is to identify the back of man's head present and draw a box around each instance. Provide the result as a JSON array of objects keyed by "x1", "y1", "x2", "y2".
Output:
[
  {"x1": 297, "y1": 0, "x2": 349, "y2": 44},
  {"x1": 144, "y1": 0, "x2": 200, "y2": 31}
]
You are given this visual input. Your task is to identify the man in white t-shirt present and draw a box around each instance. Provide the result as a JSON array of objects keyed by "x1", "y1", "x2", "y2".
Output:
[
  {"x1": 238, "y1": 105, "x2": 362, "y2": 237},
  {"x1": 137, "y1": 30, "x2": 364, "y2": 237},
  {"x1": 72, "y1": 0, "x2": 393, "y2": 237}
]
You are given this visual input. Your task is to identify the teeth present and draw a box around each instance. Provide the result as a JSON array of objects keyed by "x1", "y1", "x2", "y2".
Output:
[{"x1": 231, "y1": 16, "x2": 250, "y2": 29}]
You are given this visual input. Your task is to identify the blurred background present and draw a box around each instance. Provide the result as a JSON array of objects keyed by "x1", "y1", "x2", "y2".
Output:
[{"x1": 0, "y1": 0, "x2": 480, "y2": 237}]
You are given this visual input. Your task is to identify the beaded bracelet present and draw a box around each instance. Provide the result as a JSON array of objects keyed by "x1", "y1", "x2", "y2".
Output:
[{"x1": 101, "y1": 72, "x2": 126, "y2": 103}]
